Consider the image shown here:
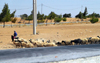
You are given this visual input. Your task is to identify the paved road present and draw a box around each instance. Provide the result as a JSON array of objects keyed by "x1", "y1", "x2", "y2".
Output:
[{"x1": 0, "y1": 44, "x2": 100, "y2": 63}]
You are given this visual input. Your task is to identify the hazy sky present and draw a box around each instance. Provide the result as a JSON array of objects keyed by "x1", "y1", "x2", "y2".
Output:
[{"x1": 0, "y1": 0, "x2": 100, "y2": 17}]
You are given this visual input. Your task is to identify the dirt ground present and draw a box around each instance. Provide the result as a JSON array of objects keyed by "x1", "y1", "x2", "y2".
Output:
[{"x1": 0, "y1": 22, "x2": 100, "y2": 50}]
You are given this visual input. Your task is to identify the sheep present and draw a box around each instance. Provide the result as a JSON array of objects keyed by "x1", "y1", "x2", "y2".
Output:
[
  {"x1": 81, "y1": 38, "x2": 89, "y2": 45},
  {"x1": 25, "y1": 42, "x2": 34, "y2": 48},
  {"x1": 97, "y1": 36, "x2": 100, "y2": 38},
  {"x1": 56, "y1": 42, "x2": 62, "y2": 46},
  {"x1": 29, "y1": 39, "x2": 45, "y2": 47},
  {"x1": 52, "y1": 40, "x2": 58, "y2": 43},
  {"x1": 44, "y1": 42, "x2": 57, "y2": 47},
  {"x1": 21, "y1": 42, "x2": 27, "y2": 48},
  {"x1": 61, "y1": 40, "x2": 71, "y2": 45},
  {"x1": 93, "y1": 37, "x2": 100, "y2": 44},
  {"x1": 13, "y1": 41, "x2": 21, "y2": 48},
  {"x1": 72, "y1": 42, "x2": 75, "y2": 45},
  {"x1": 14, "y1": 39, "x2": 19, "y2": 42},
  {"x1": 35, "y1": 42, "x2": 44, "y2": 47},
  {"x1": 17, "y1": 38, "x2": 24, "y2": 43},
  {"x1": 71, "y1": 38, "x2": 82, "y2": 45},
  {"x1": 88, "y1": 37, "x2": 100, "y2": 44},
  {"x1": 97, "y1": 36, "x2": 100, "y2": 43},
  {"x1": 29, "y1": 39, "x2": 38, "y2": 47}
]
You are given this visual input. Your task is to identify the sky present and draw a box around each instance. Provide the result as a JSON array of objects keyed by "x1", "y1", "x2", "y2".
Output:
[{"x1": 0, "y1": 0, "x2": 100, "y2": 17}]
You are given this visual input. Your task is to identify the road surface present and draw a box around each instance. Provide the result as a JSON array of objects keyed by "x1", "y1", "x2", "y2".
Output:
[{"x1": 0, "y1": 44, "x2": 100, "y2": 63}]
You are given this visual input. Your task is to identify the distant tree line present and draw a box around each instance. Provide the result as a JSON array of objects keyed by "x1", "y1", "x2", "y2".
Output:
[
  {"x1": 20, "y1": 6, "x2": 100, "y2": 24},
  {"x1": 0, "y1": 4, "x2": 100, "y2": 27}
]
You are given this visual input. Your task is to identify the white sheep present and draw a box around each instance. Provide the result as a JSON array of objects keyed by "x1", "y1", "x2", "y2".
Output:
[
  {"x1": 88, "y1": 37, "x2": 100, "y2": 44},
  {"x1": 25, "y1": 42, "x2": 34, "y2": 48},
  {"x1": 81, "y1": 38, "x2": 88, "y2": 44},
  {"x1": 13, "y1": 41, "x2": 21, "y2": 48},
  {"x1": 44, "y1": 42, "x2": 57, "y2": 47},
  {"x1": 35, "y1": 42, "x2": 44, "y2": 47},
  {"x1": 21, "y1": 42, "x2": 27, "y2": 47}
]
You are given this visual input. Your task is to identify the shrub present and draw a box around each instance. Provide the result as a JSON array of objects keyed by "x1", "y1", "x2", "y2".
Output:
[
  {"x1": 54, "y1": 18, "x2": 61, "y2": 22},
  {"x1": 90, "y1": 17, "x2": 98, "y2": 23},
  {"x1": 11, "y1": 18, "x2": 17, "y2": 23},
  {"x1": 63, "y1": 18, "x2": 67, "y2": 21}
]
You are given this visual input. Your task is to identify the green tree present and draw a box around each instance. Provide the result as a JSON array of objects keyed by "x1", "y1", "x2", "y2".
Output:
[
  {"x1": 54, "y1": 17, "x2": 62, "y2": 25},
  {"x1": 89, "y1": 12, "x2": 98, "y2": 23},
  {"x1": 0, "y1": 13, "x2": 2, "y2": 22},
  {"x1": 11, "y1": 10, "x2": 16, "y2": 17},
  {"x1": 56, "y1": 14, "x2": 62, "y2": 18},
  {"x1": 90, "y1": 17, "x2": 98, "y2": 23},
  {"x1": 75, "y1": 7, "x2": 88, "y2": 20},
  {"x1": 83, "y1": 7, "x2": 88, "y2": 17},
  {"x1": 10, "y1": 10, "x2": 16, "y2": 27},
  {"x1": 63, "y1": 13, "x2": 71, "y2": 18},
  {"x1": 87, "y1": 12, "x2": 100, "y2": 18},
  {"x1": 37, "y1": 11, "x2": 45, "y2": 23},
  {"x1": 48, "y1": 12, "x2": 56, "y2": 22},
  {"x1": 38, "y1": 14, "x2": 44, "y2": 20},
  {"x1": 75, "y1": 11, "x2": 83, "y2": 19},
  {"x1": 37, "y1": 11, "x2": 41, "y2": 19},
  {"x1": 0, "y1": 4, "x2": 11, "y2": 28},
  {"x1": 63, "y1": 17, "x2": 67, "y2": 21},
  {"x1": 25, "y1": 14, "x2": 33, "y2": 24},
  {"x1": 20, "y1": 14, "x2": 28, "y2": 19},
  {"x1": 44, "y1": 15, "x2": 48, "y2": 26},
  {"x1": 44, "y1": 15, "x2": 48, "y2": 20}
]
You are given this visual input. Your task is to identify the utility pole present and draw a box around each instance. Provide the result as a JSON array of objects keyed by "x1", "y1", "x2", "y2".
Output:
[
  {"x1": 41, "y1": 4, "x2": 43, "y2": 14},
  {"x1": 35, "y1": 0, "x2": 37, "y2": 27},
  {"x1": 81, "y1": 6, "x2": 83, "y2": 21},
  {"x1": 33, "y1": 0, "x2": 37, "y2": 35}
]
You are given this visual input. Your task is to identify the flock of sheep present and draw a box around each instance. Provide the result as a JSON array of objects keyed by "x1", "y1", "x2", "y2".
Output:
[
  {"x1": 13, "y1": 36, "x2": 100, "y2": 48},
  {"x1": 13, "y1": 38, "x2": 57, "y2": 48}
]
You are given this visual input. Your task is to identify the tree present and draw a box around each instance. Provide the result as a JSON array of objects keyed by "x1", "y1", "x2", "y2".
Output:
[
  {"x1": 90, "y1": 17, "x2": 99, "y2": 23},
  {"x1": 37, "y1": 11, "x2": 41, "y2": 19},
  {"x1": 10, "y1": 10, "x2": 16, "y2": 27},
  {"x1": 44, "y1": 15, "x2": 48, "y2": 20},
  {"x1": 48, "y1": 12, "x2": 56, "y2": 22},
  {"x1": 11, "y1": 10, "x2": 16, "y2": 17},
  {"x1": 56, "y1": 14, "x2": 62, "y2": 18},
  {"x1": 20, "y1": 14, "x2": 28, "y2": 19},
  {"x1": 83, "y1": 7, "x2": 88, "y2": 18},
  {"x1": 37, "y1": 14, "x2": 44, "y2": 20},
  {"x1": 37, "y1": 11, "x2": 45, "y2": 23},
  {"x1": 0, "y1": 13, "x2": 2, "y2": 22},
  {"x1": 0, "y1": 4, "x2": 11, "y2": 28},
  {"x1": 75, "y1": 11, "x2": 83, "y2": 19},
  {"x1": 75, "y1": 7, "x2": 88, "y2": 20},
  {"x1": 87, "y1": 12, "x2": 100, "y2": 18},
  {"x1": 25, "y1": 14, "x2": 33, "y2": 24},
  {"x1": 54, "y1": 14, "x2": 62, "y2": 25},
  {"x1": 63, "y1": 17, "x2": 67, "y2": 21},
  {"x1": 63, "y1": 13, "x2": 71, "y2": 18},
  {"x1": 54, "y1": 17, "x2": 62, "y2": 25},
  {"x1": 44, "y1": 15, "x2": 48, "y2": 26}
]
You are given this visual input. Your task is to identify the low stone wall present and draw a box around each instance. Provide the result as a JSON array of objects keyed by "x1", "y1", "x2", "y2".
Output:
[{"x1": 50, "y1": 55, "x2": 100, "y2": 63}]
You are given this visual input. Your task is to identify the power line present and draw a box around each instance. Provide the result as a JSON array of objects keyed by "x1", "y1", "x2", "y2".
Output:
[
  {"x1": 41, "y1": 4, "x2": 43, "y2": 14},
  {"x1": 43, "y1": 4, "x2": 81, "y2": 11},
  {"x1": 88, "y1": 8, "x2": 100, "y2": 9},
  {"x1": 0, "y1": 5, "x2": 41, "y2": 10},
  {"x1": 1, "y1": 4, "x2": 100, "y2": 12}
]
